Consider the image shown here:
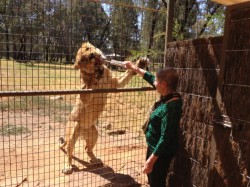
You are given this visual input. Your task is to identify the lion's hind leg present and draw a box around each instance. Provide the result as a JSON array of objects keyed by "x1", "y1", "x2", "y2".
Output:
[
  {"x1": 61, "y1": 121, "x2": 80, "y2": 174},
  {"x1": 83, "y1": 125, "x2": 102, "y2": 164}
]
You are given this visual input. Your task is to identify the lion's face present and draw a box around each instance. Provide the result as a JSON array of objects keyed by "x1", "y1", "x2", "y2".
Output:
[{"x1": 74, "y1": 42, "x2": 103, "y2": 74}]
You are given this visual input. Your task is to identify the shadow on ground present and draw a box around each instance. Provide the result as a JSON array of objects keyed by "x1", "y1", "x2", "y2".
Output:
[{"x1": 63, "y1": 149, "x2": 142, "y2": 187}]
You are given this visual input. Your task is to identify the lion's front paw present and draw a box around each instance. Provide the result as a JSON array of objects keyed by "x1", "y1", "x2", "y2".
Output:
[{"x1": 135, "y1": 57, "x2": 149, "y2": 69}]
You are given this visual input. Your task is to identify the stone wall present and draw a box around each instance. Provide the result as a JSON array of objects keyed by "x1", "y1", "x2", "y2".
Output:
[
  {"x1": 165, "y1": 37, "x2": 223, "y2": 187},
  {"x1": 165, "y1": 23, "x2": 249, "y2": 186}
]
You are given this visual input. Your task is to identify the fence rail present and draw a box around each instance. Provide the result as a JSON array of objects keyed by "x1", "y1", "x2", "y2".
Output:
[{"x1": 0, "y1": 87, "x2": 155, "y2": 97}]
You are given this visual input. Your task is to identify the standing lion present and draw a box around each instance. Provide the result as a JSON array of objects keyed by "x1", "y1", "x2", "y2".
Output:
[{"x1": 60, "y1": 42, "x2": 148, "y2": 174}]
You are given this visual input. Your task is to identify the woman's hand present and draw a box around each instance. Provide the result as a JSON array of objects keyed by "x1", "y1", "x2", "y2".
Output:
[
  {"x1": 143, "y1": 159, "x2": 154, "y2": 174},
  {"x1": 142, "y1": 154, "x2": 158, "y2": 174},
  {"x1": 125, "y1": 61, "x2": 146, "y2": 76},
  {"x1": 124, "y1": 61, "x2": 135, "y2": 70}
]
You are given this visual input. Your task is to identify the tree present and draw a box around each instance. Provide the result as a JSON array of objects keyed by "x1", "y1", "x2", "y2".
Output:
[
  {"x1": 0, "y1": 0, "x2": 225, "y2": 63},
  {"x1": 109, "y1": 0, "x2": 140, "y2": 58},
  {"x1": 74, "y1": 1, "x2": 110, "y2": 50},
  {"x1": 173, "y1": 0, "x2": 224, "y2": 40},
  {"x1": 0, "y1": 0, "x2": 48, "y2": 61},
  {"x1": 133, "y1": 0, "x2": 166, "y2": 66}
]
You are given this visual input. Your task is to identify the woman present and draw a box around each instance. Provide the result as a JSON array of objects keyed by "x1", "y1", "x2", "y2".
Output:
[{"x1": 125, "y1": 62, "x2": 183, "y2": 187}]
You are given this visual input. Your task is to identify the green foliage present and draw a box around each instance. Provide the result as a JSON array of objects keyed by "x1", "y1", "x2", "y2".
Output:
[
  {"x1": 3, "y1": 96, "x2": 46, "y2": 111},
  {"x1": 78, "y1": 1, "x2": 111, "y2": 47},
  {"x1": 129, "y1": 49, "x2": 151, "y2": 61},
  {"x1": 109, "y1": 0, "x2": 140, "y2": 56},
  {"x1": 0, "y1": 0, "x2": 225, "y2": 63},
  {"x1": 204, "y1": 7, "x2": 225, "y2": 35},
  {"x1": 0, "y1": 96, "x2": 72, "y2": 123},
  {"x1": 173, "y1": 0, "x2": 224, "y2": 40},
  {"x1": 173, "y1": 19, "x2": 185, "y2": 40},
  {"x1": 0, "y1": 125, "x2": 30, "y2": 136},
  {"x1": 0, "y1": 102, "x2": 9, "y2": 111}
]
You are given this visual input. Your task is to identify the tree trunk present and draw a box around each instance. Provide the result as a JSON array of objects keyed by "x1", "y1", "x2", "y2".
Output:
[
  {"x1": 4, "y1": 26, "x2": 10, "y2": 59},
  {"x1": 17, "y1": 34, "x2": 27, "y2": 62}
]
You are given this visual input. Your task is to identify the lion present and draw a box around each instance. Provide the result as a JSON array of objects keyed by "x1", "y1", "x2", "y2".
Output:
[{"x1": 59, "y1": 42, "x2": 149, "y2": 174}]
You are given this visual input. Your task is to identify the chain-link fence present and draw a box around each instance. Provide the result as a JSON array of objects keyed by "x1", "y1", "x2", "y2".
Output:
[
  {"x1": 0, "y1": 0, "x2": 225, "y2": 186},
  {"x1": 0, "y1": 1, "x2": 160, "y2": 186}
]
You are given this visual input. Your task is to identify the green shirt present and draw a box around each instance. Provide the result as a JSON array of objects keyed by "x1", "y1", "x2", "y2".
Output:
[{"x1": 143, "y1": 71, "x2": 183, "y2": 156}]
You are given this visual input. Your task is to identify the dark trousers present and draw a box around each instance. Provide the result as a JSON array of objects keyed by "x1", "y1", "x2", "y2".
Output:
[{"x1": 146, "y1": 148, "x2": 175, "y2": 187}]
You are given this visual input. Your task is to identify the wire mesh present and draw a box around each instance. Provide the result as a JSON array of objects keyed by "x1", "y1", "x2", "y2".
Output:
[
  {"x1": 0, "y1": 91, "x2": 157, "y2": 186},
  {"x1": 0, "y1": 0, "x2": 228, "y2": 186},
  {"x1": 0, "y1": 0, "x2": 162, "y2": 186}
]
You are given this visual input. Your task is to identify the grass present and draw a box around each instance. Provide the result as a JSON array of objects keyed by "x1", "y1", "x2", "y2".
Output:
[
  {"x1": 0, "y1": 59, "x2": 151, "y2": 90},
  {"x1": 0, "y1": 95, "x2": 72, "y2": 112},
  {"x1": 0, "y1": 125, "x2": 30, "y2": 136},
  {"x1": 0, "y1": 94, "x2": 72, "y2": 136},
  {"x1": 0, "y1": 59, "x2": 158, "y2": 134},
  {"x1": 0, "y1": 59, "x2": 79, "y2": 91}
]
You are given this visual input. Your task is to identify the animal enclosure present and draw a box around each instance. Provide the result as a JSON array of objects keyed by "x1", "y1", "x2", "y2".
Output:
[
  {"x1": 0, "y1": 0, "x2": 231, "y2": 186},
  {"x1": 0, "y1": 1, "x2": 163, "y2": 186}
]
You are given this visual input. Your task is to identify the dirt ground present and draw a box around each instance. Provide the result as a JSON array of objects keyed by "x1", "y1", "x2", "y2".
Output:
[{"x1": 0, "y1": 110, "x2": 149, "y2": 187}]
